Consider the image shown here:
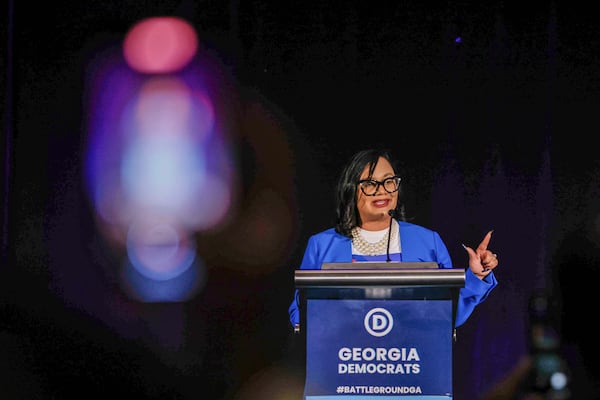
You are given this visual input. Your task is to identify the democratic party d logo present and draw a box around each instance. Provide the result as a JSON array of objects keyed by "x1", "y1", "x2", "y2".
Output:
[{"x1": 364, "y1": 307, "x2": 393, "y2": 337}]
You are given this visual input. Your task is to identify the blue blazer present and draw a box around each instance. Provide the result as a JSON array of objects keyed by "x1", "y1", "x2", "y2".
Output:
[{"x1": 288, "y1": 221, "x2": 497, "y2": 328}]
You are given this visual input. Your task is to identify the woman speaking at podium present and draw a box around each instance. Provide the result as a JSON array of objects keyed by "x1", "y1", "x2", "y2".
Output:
[{"x1": 288, "y1": 148, "x2": 499, "y2": 330}]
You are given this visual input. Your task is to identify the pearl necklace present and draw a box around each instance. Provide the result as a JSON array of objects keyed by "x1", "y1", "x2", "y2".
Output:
[{"x1": 351, "y1": 219, "x2": 398, "y2": 256}]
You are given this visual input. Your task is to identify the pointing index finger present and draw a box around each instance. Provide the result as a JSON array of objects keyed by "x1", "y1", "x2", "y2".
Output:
[{"x1": 476, "y1": 230, "x2": 494, "y2": 252}]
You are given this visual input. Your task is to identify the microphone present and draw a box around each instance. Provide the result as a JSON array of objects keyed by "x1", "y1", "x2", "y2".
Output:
[{"x1": 386, "y1": 209, "x2": 396, "y2": 262}]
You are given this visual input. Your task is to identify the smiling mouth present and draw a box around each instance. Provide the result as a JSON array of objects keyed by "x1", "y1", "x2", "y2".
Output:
[{"x1": 373, "y1": 199, "x2": 389, "y2": 207}]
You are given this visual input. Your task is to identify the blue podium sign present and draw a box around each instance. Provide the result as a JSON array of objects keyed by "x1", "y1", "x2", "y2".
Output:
[{"x1": 304, "y1": 299, "x2": 453, "y2": 399}]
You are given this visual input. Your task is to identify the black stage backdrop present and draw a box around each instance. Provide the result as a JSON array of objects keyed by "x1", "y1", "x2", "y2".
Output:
[{"x1": 2, "y1": 1, "x2": 600, "y2": 399}]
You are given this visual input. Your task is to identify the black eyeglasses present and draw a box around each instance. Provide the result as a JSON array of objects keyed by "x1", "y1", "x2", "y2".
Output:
[{"x1": 358, "y1": 176, "x2": 401, "y2": 196}]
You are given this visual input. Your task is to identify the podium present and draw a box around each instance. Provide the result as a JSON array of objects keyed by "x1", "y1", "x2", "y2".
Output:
[{"x1": 295, "y1": 263, "x2": 465, "y2": 400}]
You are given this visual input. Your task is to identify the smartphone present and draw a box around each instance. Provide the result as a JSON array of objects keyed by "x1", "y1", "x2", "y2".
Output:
[{"x1": 527, "y1": 291, "x2": 570, "y2": 399}]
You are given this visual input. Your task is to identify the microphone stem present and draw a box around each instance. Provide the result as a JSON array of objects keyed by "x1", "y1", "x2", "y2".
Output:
[{"x1": 386, "y1": 214, "x2": 393, "y2": 262}]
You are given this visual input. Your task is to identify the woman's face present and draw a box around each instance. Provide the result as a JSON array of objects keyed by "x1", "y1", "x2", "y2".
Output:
[{"x1": 356, "y1": 156, "x2": 398, "y2": 229}]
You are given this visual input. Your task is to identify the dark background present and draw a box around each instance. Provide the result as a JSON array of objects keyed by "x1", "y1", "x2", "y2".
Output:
[{"x1": 2, "y1": 1, "x2": 600, "y2": 399}]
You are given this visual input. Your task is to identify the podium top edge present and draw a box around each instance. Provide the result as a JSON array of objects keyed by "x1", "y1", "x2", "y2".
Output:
[{"x1": 294, "y1": 268, "x2": 465, "y2": 288}]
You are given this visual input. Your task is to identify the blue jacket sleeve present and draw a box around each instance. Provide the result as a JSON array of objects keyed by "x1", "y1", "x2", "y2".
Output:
[
  {"x1": 420, "y1": 228, "x2": 498, "y2": 327},
  {"x1": 289, "y1": 289, "x2": 301, "y2": 327},
  {"x1": 405, "y1": 227, "x2": 498, "y2": 327},
  {"x1": 288, "y1": 234, "x2": 321, "y2": 327},
  {"x1": 455, "y1": 269, "x2": 498, "y2": 327}
]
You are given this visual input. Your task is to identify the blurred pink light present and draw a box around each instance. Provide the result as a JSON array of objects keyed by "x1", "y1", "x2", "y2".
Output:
[
  {"x1": 84, "y1": 16, "x2": 243, "y2": 302},
  {"x1": 123, "y1": 16, "x2": 198, "y2": 74}
]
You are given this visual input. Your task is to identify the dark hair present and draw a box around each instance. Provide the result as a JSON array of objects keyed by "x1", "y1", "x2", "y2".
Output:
[{"x1": 334, "y1": 149, "x2": 406, "y2": 237}]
